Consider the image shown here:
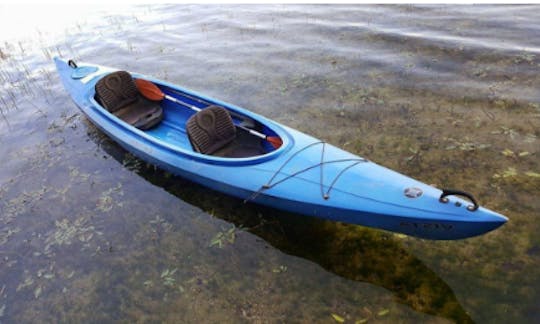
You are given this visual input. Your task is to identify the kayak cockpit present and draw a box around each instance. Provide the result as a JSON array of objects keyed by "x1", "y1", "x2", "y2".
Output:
[{"x1": 92, "y1": 70, "x2": 284, "y2": 160}]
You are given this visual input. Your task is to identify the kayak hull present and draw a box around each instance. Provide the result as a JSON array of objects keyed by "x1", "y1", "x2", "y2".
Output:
[{"x1": 54, "y1": 57, "x2": 507, "y2": 240}]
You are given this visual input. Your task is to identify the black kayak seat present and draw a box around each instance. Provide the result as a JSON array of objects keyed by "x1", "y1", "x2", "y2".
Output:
[
  {"x1": 186, "y1": 105, "x2": 265, "y2": 158},
  {"x1": 95, "y1": 71, "x2": 163, "y2": 130},
  {"x1": 187, "y1": 105, "x2": 236, "y2": 155}
]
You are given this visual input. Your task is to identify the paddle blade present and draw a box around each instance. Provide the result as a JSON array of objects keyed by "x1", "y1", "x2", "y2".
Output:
[
  {"x1": 266, "y1": 136, "x2": 283, "y2": 149},
  {"x1": 135, "y1": 79, "x2": 165, "y2": 101}
]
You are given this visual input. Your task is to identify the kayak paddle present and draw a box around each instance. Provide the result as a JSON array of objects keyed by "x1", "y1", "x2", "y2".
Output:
[{"x1": 135, "y1": 79, "x2": 283, "y2": 149}]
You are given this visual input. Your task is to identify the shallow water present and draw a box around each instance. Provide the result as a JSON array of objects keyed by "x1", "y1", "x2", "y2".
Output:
[{"x1": 1, "y1": 4, "x2": 539, "y2": 323}]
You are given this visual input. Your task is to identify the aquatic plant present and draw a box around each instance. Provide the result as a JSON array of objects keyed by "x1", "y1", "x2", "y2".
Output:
[{"x1": 209, "y1": 226, "x2": 238, "y2": 248}]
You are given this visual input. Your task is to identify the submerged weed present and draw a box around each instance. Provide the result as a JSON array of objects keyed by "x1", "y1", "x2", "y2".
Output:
[
  {"x1": 444, "y1": 137, "x2": 491, "y2": 151},
  {"x1": 491, "y1": 126, "x2": 519, "y2": 139},
  {"x1": 209, "y1": 226, "x2": 238, "y2": 248},
  {"x1": 331, "y1": 313, "x2": 345, "y2": 323},
  {"x1": 97, "y1": 183, "x2": 124, "y2": 212},
  {"x1": 0, "y1": 227, "x2": 21, "y2": 245},
  {"x1": 43, "y1": 217, "x2": 98, "y2": 254},
  {"x1": 525, "y1": 171, "x2": 540, "y2": 178},
  {"x1": 122, "y1": 153, "x2": 143, "y2": 172},
  {"x1": 160, "y1": 268, "x2": 178, "y2": 287},
  {"x1": 493, "y1": 167, "x2": 518, "y2": 179},
  {"x1": 272, "y1": 265, "x2": 288, "y2": 273}
]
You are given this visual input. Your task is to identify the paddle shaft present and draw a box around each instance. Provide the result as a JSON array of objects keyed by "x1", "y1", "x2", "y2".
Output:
[
  {"x1": 163, "y1": 94, "x2": 272, "y2": 141},
  {"x1": 164, "y1": 94, "x2": 201, "y2": 112}
]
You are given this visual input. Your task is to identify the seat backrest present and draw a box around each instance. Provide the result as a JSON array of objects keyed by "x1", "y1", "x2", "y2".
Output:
[
  {"x1": 95, "y1": 71, "x2": 139, "y2": 113},
  {"x1": 186, "y1": 105, "x2": 236, "y2": 155},
  {"x1": 94, "y1": 71, "x2": 164, "y2": 130}
]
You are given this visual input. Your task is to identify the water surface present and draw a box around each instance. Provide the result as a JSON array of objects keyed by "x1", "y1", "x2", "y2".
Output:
[{"x1": 1, "y1": 4, "x2": 539, "y2": 323}]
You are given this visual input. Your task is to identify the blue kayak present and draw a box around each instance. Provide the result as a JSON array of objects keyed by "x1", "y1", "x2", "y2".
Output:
[{"x1": 54, "y1": 57, "x2": 507, "y2": 240}]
